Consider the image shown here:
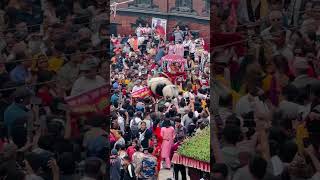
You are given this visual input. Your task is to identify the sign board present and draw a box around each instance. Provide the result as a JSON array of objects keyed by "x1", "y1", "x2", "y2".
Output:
[{"x1": 152, "y1": 17, "x2": 167, "y2": 40}]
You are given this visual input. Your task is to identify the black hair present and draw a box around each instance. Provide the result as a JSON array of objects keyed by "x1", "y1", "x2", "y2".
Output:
[
  {"x1": 148, "y1": 147, "x2": 154, "y2": 154},
  {"x1": 269, "y1": 140, "x2": 280, "y2": 157},
  {"x1": 163, "y1": 119, "x2": 171, "y2": 128},
  {"x1": 311, "y1": 81, "x2": 320, "y2": 98},
  {"x1": 225, "y1": 114, "x2": 241, "y2": 127},
  {"x1": 38, "y1": 135, "x2": 55, "y2": 152},
  {"x1": 123, "y1": 156, "x2": 130, "y2": 161},
  {"x1": 212, "y1": 163, "x2": 228, "y2": 178},
  {"x1": 279, "y1": 140, "x2": 298, "y2": 163},
  {"x1": 175, "y1": 117, "x2": 182, "y2": 123},
  {"x1": 136, "y1": 111, "x2": 142, "y2": 118},
  {"x1": 179, "y1": 99, "x2": 186, "y2": 107},
  {"x1": 222, "y1": 125, "x2": 241, "y2": 145},
  {"x1": 135, "y1": 145, "x2": 141, "y2": 151},
  {"x1": 218, "y1": 94, "x2": 233, "y2": 107},
  {"x1": 90, "y1": 113, "x2": 106, "y2": 127},
  {"x1": 58, "y1": 152, "x2": 75, "y2": 175},
  {"x1": 188, "y1": 111, "x2": 194, "y2": 119},
  {"x1": 84, "y1": 159, "x2": 102, "y2": 177},
  {"x1": 282, "y1": 84, "x2": 299, "y2": 102},
  {"x1": 249, "y1": 155, "x2": 267, "y2": 179}
]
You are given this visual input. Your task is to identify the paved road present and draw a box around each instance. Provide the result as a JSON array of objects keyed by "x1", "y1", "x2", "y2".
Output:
[{"x1": 158, "y1": 167, "x2": 190, "y2": 180}]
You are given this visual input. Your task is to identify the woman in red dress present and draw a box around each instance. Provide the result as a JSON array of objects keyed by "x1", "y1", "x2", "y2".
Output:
[{"x1": 152, "y1": 138, "x2": 162, "y2": 173}]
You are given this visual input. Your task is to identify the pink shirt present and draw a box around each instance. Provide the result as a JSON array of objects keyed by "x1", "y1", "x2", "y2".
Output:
[
  {"x1": 168, "y1": 45, "x2": 175, "y2": 55},
  {"x1": 175, "y1": 44, "x2": 184, "y2": 57}
]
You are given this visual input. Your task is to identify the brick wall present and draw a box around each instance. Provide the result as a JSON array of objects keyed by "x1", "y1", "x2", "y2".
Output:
[{"x1": 111, "y1": 0, "x2": 210, "y2": 45}]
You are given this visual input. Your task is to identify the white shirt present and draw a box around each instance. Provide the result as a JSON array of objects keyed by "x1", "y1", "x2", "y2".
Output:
[
  {"x1": 132, "y1": 85, "x2": 144, "y2": 92},
  {"x1": 189, "y1": 42, "x2": 196, "y2": 53},
  {"x1": 71, "y1": 76, "x2": 106, "y2": 96},
  {"x1": 183, "y1": 40, "x2": 191, "y2": 48},
  {"x1": 118, "y1": 116, "x2": 125, "y2": 133},
  {"x1": 235, "y1": 94, "x2": 269, "y2": 116},
  {"x1": 130, "y1": 117, "x2": 142, "y2": 128}
]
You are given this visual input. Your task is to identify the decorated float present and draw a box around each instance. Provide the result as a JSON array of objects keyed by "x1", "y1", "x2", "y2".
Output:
[
  {"x1": 172, "y1": 127, "x2": 210, "y2": 176},
  {"x1": 160, "y1": 54, "x2": 187, "y2": 84}
]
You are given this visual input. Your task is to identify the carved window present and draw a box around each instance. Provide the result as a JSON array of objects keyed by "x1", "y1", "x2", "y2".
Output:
[
  {"x1": 203, "y1": 0, "x2": 210, "y2": 16},
  {"x1": 172, "y1": 0, "x2": 195, "y2": 14},
  {"x1": 131, "y1": 0, "x2": 153, "y2": 8}
]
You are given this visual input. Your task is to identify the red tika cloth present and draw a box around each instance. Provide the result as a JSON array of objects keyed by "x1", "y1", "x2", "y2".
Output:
[{"x1": 171, "y1": 153, "x2": 210, "y2": 172}]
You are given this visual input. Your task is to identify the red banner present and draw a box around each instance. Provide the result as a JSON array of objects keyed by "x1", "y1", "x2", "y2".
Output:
[
  {"x1": 65, "y1": 84, "x2": 108, "y2": 114},
  {"x1": 131, "y1": 87, "x2": 152, "y2": 98}
]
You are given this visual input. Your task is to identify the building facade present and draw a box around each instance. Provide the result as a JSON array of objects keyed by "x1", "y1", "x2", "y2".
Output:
[{"x1": 111, "y1": 0, "x2": 210, "y2": 44}]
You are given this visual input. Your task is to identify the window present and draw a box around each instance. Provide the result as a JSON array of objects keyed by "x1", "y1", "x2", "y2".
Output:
[
  {"x1": 130, "y1": 0, "x2": 153, "y2": 8},
  {"x1": 203, "y1": 0, "x2": 210, "y2": 16},
  {"x1": 172, "y1": 0, "x2": 195, "y2": 13}
]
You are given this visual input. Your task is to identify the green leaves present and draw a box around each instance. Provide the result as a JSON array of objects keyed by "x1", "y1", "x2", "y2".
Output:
[{"x1": 177, "y1": 127, "x2": 210, "y2": 162}]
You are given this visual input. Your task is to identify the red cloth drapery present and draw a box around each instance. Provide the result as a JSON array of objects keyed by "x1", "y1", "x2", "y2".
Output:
[{"x1": 171, "y1": 153, "x2": 210, "y2": 172}]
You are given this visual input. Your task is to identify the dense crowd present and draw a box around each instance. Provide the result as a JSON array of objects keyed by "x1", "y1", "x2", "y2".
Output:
[
  {"x1": 109, "y1": 23, "x2": 210, "y2": 180},
  {"x1": 0, "y1": 0, "x2": 110, "y2": 180},
  {"x1": 212, "y1": 1, "x2": 320, "y2": 180}
]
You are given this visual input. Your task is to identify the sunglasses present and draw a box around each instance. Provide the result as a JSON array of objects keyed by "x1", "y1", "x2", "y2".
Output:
[{"x1": 271, "y1": 18, "x2": 281, "y2": 22}]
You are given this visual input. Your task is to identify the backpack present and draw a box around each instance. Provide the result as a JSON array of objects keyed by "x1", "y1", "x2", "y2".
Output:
[
  {"x1": 130, "y1": 118, "x2": 139, "y2": 137},
  {"x1": 87, "y1": 135, "x2": 108, "y2": 159},
  {"x1": 140, "y1": 155, "x2": 156, "y2": 178},
  {"x1": 126, "y1": 163, "x2": 136, "y2": 179}
]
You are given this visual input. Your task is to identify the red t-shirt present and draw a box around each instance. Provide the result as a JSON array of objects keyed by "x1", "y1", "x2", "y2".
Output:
[{"x1": 127, "y1": 146, "x2": 136, "y2": 161}]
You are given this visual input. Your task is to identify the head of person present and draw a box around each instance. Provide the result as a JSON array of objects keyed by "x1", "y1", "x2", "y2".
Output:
[
  {"x1": 15, "y1": 21, "x2": 28, "y2": 40},
  {"x1": 144, "y1": 147, "x2": 153, "y2": 154},
  {"x1": 282, "y1": 84, "x2": 299, "y2": 102},
  {"x1": 269, "y1": 10, "x2": 283, "y2": 28},
  {"x1": 175, "y1": 117, "x2": 182, "y2": 127},
  {"x1": 248, "y1": 155, "x2": 267, "y2": 180},
  {"x1": 13, "y1": 87, "x2": 32, "y2": 105},
  {"x1": 188, "y1": 111, "x2": 194, "y2": 119},
  {"x1": 80, "y1": 57, "x2": 99, "y2": 79},
  {"x1": 90, "y1": 113, "x2": 106, "y2": 128},
  {"x1": 279, "y1": 141, "x2": 298, "y2": 163},
  {"x1": 58, "y1": 152, "x2": 75, "y2": 175},
  {"x1": 123, "y1": 156, "x2": 130, "y2": 166},
  {"x1": 136, "y1": 111, "x2": 142, "y2": 118},
  {"x1": 163, "y1": 119, "x2": 171, "y2": 128},
  {"x1": 36, "y1": 54, "x2": 49, "y2": 70},
  {"x1": 222, "y1": 125, "x2": 241, "y2": 145},
  {"x1": 293, "y1": 58, "x2": 309, "y2": 76},
  {"x1": 84, "y1": 158, "x2": 102, "y2": 178},
  {"x1": 218, "y1": 94, "x2": 233, "y2": 108},
  {"x1": 140, "y1": 121, "x2": 146, "y2": 131},
  {"x1": 212, "y1": 163, "x2": 228, "y2": 180}
]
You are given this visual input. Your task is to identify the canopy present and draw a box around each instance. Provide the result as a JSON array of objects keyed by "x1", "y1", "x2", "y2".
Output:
[
  {"x1": 160, "y1": 54, "x2": 187, "y2": 72},
  {"x1": 161, "y1": 54, "x2": 187, "y2": 63}
]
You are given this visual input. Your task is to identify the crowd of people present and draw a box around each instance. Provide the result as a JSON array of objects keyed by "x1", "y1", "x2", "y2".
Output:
[
  {"x1": 0, "y1": 0, "x2": 111, "y2": 180},
  {"x1": 212, "y1": 0, "x2": 320, "y2": 180},
  {"x1": 109, "y1": 23, "x2": 210, "y2": 180}
]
